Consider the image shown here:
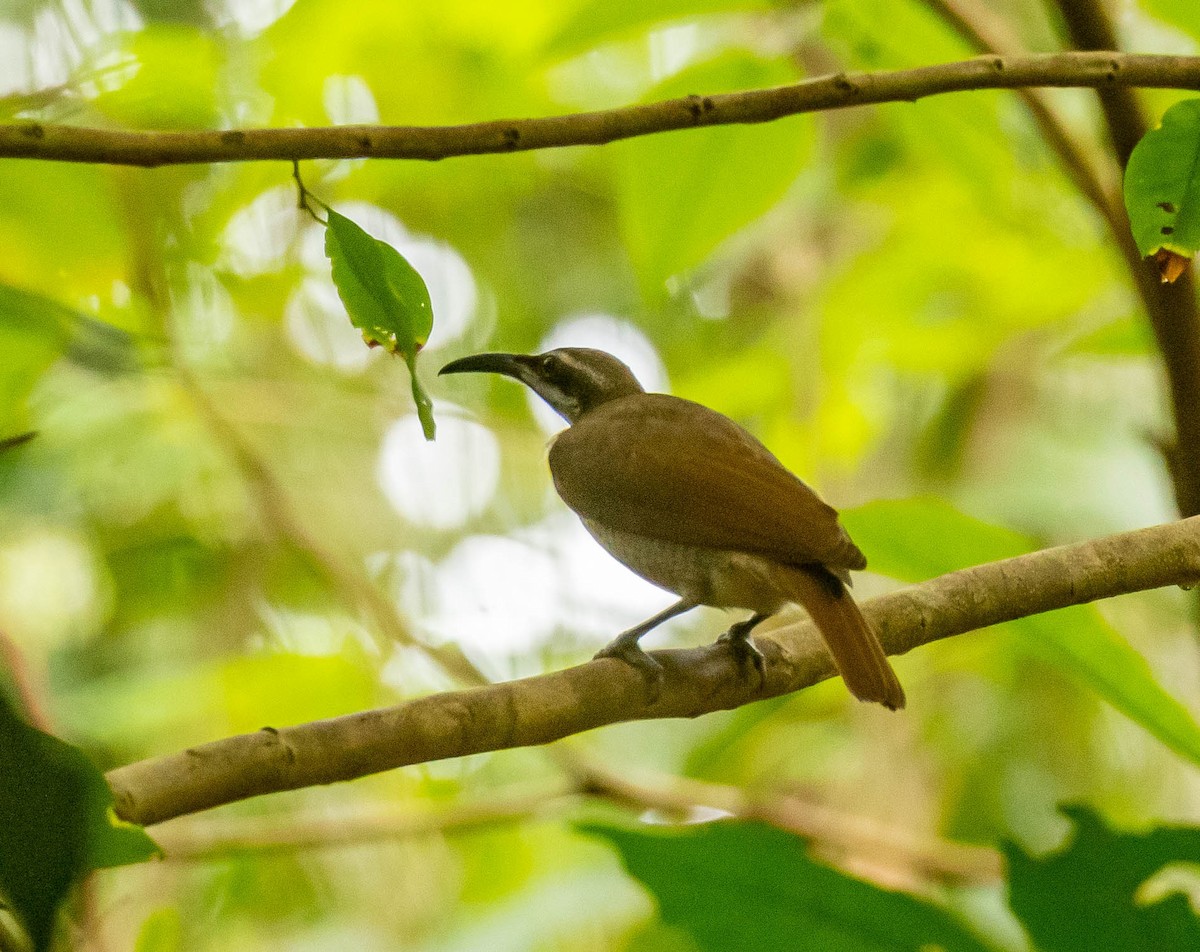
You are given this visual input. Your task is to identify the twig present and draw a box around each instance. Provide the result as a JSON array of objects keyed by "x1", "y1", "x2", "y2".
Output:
[
  {"x1": 291, "y1": 160, "x2": 327, "y2": 225},
  {"x1": 0, "y1": 432, "x2": 36, "y2": 454},
  {"x1": 152, "y1": 762, "x2": 999, "y2": 885},
  {"x1": 150, "y1": 780, "x2": 575, "y2": 859},
  {"x1": 1, "y1": 53, "x2": 1199, "y2": 166},
  {"x1": 105, "y1": 517, "x2": 1200, "y2": 826}
]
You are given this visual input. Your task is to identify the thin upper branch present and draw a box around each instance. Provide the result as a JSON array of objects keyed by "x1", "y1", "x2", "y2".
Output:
[
  {"x1": 1, "y1": 52, "x2": 1199, "y2": 166},
  {"x1": 105, "y1": 517, "x2": 1200, "y2": 827}
]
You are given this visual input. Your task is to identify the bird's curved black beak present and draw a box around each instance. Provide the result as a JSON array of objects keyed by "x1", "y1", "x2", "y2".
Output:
[{"x1": 439, "y1": 352, "x2": 539, "y2": 383}]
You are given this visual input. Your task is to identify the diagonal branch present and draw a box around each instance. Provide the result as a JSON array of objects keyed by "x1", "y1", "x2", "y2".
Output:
[
  {"x1": 105, "y1": 517, "x2": 1200, "y2": 827},
  {"x1": 1049, "y1": 0, "x2": 1200, "y2": 519},
  {"x1": 2, "y1": 52, "x2": 1200, "y2": 166}
]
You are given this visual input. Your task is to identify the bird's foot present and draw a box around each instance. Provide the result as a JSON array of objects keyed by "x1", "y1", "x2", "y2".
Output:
[
  {"x1": 594, "y1": 636, "x2": 664, "y2": 701},
  {"x1": 718, "y1": 619, "x2": 767, "y2": 686}
]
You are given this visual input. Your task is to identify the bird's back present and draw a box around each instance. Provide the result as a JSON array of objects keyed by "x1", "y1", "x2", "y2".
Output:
[{"x1": 548, "y1": 393, "x2": 866, "y2": 571}]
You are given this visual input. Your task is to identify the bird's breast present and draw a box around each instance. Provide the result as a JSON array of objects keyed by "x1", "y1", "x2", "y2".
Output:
[{"x1": 580, "y1": 518, "x2": 787, "y2": 614}]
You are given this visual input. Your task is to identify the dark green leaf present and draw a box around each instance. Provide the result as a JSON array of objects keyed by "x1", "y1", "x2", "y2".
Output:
[
  {"x1": 843, "y1": 499, "x2": 1200, "y2": 767},
  {"x1": 323, "y1": 208, "x2": 437, "y2": 439},
  {"x1": 1005, "y1": 805, "x2": 1200, "y2": 952},
  {"x1": 0, "y1": 688, "x2": 158, "y2": 951},
  {"x1": 1124, "y1": 99, "x2": 1200, "y2": 259},
  {"x1": 583, "y1": 820, "x2": 998, "y2": 952}
]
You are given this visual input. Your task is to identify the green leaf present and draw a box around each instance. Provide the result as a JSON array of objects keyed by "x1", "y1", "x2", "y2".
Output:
[
  {"x1": 324, "y1": 207, "x2": 437, "y2": 439},
  {"x1": 842, "y1": 498, "x2": 1200, "y2": 767},
  {"x1": 324, "y1": 208, "x2": 433, "y2": 354},
  {"x1": 1017, "y1": 610, "x2": 1200, "y2": 768},
  {"x1": 1005, "y1": 805, "x2": 1200, "y2": 952},
  {"x1": 0, "y1": 689, "x2": 159, "y2": 951},
  {"x1": 616, "y1": 52, "x2": 812, "y2": 297},
  {"x1": 1124, "y1": 99, "x2": 1200, "y2": 259},
  {"x1": 584, "y1": 820, "x2": 998, "y2": 952}
]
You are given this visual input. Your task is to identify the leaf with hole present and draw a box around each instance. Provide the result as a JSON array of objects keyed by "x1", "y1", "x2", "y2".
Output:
[{"x1": 1124, "y1": 99, "x2": 1200, "y2": 265}]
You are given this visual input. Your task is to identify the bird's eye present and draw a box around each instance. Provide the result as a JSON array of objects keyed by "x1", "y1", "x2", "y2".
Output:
[{"x1": 541, "y1": 353, "x2": 564, "y2": 377}]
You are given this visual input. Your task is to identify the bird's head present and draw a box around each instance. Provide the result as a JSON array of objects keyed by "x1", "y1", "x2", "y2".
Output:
[{"x1": 439, "y1": 347, "x2": 645, "y2": 423}]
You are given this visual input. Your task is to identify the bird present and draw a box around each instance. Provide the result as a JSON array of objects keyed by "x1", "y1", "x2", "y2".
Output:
[{"x1": 439, "y1": 347, "x2": 905, "y2": 709}]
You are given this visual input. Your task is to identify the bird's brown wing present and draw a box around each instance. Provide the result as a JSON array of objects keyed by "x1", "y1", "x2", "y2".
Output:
[{"x1": 548, "y1": 393, "x2": 866, "y2": 570}]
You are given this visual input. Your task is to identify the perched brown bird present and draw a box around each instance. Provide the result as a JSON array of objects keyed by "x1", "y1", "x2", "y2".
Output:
[{"x1": 439, "y1": 347, "x2": 904, "y2": 709}]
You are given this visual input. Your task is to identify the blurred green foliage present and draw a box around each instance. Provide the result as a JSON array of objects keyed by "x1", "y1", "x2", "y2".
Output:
[{"x1": 1, "y1": 0, "x2": 1199, "y2": 949}]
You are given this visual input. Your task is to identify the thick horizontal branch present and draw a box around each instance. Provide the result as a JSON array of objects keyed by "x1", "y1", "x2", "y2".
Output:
[
  {"x1": 2, "y1": 52, "x2": 1199, "y2": 166},
  {"x1": 106, "y1": 517, "x2": 1200, "y2": 826}
]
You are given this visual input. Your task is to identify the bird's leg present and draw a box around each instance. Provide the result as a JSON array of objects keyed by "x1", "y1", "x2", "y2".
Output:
[
  {"x1": 718, "y1": 612, "x2": 770, "y2": 682},
  {"x1": 593, "y1": 599, "x2": 697, "y2": 690}
]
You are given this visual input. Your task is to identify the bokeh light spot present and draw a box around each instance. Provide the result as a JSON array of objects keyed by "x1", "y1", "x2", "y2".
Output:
[{"x1": 377, "y1": 409, "x2": 499, "y2": 529}]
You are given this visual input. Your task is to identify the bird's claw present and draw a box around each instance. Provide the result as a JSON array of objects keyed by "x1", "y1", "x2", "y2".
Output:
[
  {"x1": 594, "y1": 638, "x2": 664, "y2": 701},
  {"x1": 718, "y1": 627, "x2": 766, "y2": 686}
]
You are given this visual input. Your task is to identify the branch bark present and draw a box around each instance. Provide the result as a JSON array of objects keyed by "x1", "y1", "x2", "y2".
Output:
[
  {"x1": 105, "y1": 517, "x2": 1200, "y2": 827},
  {"x1": 1, "y1": 52, "x2": 1198, "y2": 166}
]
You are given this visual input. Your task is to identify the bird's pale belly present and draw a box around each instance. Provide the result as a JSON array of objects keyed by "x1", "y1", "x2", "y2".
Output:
[{"x1": 580, "y1": 518, "x2": 788, "y2": 614}]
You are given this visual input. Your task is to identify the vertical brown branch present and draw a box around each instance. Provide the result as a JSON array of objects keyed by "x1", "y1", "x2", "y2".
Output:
[{"x1": 1050, "y1": 0, "x2": 1200, "y2": 518}]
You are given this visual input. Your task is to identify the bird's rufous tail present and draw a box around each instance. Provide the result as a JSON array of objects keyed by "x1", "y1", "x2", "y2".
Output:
[{"x1": 771, "y1": 564, "x2": 905, "y2": 710}]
